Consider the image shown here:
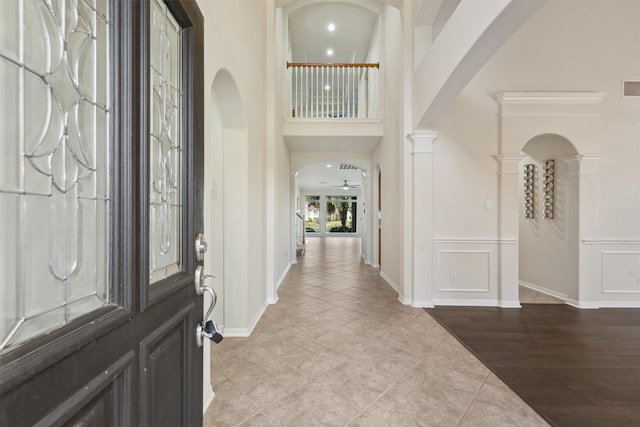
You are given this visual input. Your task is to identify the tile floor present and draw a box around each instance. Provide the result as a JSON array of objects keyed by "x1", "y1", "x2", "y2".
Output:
[
  {"x1": 518, "y1": 285, "x2": 564, "y2": 304},
  {"x1": 204, "y1": 237, "x2": 550, "y2": 426}
]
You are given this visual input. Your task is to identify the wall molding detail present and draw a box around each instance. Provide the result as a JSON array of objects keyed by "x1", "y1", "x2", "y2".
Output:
[
  {"x1": 494, "y1": 92, "x2": 607, "y2": 105},
  {"x1": 582, "y1": 240, "x2": 640, "y2": 245},
  {"x1": 433, "y1": 238, "x2": 517, "y2": 244}
]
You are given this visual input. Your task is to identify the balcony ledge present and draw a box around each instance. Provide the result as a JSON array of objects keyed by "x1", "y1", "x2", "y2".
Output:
[{"x1": 283, "y1": 118, "x2": 384, "y2": 153}]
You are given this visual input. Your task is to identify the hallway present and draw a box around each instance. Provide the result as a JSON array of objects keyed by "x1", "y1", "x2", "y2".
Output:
[{"x1": 204, "y1": 237, "x2": 548, "y2": 426}]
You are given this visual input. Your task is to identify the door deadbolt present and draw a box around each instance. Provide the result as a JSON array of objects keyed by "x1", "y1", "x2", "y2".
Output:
[{"x1": 195, "y1": 232, "x2": 207, "y2": 262}]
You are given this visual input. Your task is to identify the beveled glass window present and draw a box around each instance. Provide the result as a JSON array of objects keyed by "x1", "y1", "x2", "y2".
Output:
[
  {"x1": 149, "y1": 0, "x2": 183, "y2": 284},
  {"x1": 1, "y1": 0, "x2": 112, "y2": 350}
]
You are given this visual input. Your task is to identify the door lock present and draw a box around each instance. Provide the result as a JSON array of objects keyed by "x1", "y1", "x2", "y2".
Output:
[
  {"x1": 197, "y1": 320, "x2": 224, "y2": 346},
  {"x1": 195, "y1": 232, "x2": 208, "y2": 262}
]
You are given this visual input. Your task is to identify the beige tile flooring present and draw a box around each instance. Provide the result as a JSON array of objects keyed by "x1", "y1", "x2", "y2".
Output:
[
  {"x1": 519, "y1": 285, "x2": 564, "y2": 304},
  {"x1": 204, "y1": 237, "x2": 550, "y2": 427}
]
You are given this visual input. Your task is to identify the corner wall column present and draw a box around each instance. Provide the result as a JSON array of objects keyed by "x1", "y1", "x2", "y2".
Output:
[
  {"x1": 565, "y1": 155, "x2": 602, "y2": 307},
  {"x1": 408, "y1": 131, "x2": 437, "y2": 307},
  {"x1": 495, "y1": 154, "x2": 522, "y2": 308}
]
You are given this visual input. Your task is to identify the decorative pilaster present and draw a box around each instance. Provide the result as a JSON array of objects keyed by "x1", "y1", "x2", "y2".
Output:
[
  {"x1": 494, "y1": 154, "x2": 524, "y2": 308},
  {"x1": 564, "y1": 155, "x2": 603, "y2": 305},
  {"x1": 408, "y1": 131, "x2": 437, "y2": 307}
]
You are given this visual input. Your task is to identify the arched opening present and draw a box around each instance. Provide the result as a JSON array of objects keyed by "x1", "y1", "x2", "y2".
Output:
[
  {"x1": 205, "y1": 70, "x2": 248, "y2": 334},
  {"x1": 293, "y1": 161, "x2": 366, "y2": 238},
  {"x1": 519, "y1": 134, "x2": 579, "y2": 303}
]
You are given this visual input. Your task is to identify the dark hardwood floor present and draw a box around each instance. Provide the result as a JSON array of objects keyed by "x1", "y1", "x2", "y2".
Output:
[{"x1": 426, "y1": 304, "x2": 640, "y2": 427}]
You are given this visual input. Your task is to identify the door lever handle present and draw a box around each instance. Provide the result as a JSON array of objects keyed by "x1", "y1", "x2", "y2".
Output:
[{"x1": 195, "y1": 265, "x2": 223, "y2": 347}]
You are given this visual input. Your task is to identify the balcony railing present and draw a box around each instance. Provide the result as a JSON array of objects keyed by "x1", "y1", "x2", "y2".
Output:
[{"x1": 287, "y1": 62, "x2": 379, "y2": 119}]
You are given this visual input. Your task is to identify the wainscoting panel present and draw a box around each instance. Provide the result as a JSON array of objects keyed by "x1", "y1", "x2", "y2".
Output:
[
  {"x1": 433, "y1": 240, "x2": 500, "y2": 305},
  {"x1": 581, "y1": 240, "x2": 640, "y2": 307},
  {"x1": 602, "y1": 252, "x2": 640, "y2": 293},
  {"x1": 437, "y1": 250, "x2": 491, "y2": 292}
]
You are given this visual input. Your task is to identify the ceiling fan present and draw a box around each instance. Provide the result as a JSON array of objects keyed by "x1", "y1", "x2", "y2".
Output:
[{"x1": 332, "y1": 180, "x2": 360, "y2": 190}]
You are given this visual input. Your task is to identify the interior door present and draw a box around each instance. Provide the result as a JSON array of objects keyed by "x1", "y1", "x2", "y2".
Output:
[{"x1": 0, "y1": 1, "x2": 205, "y2": 426}]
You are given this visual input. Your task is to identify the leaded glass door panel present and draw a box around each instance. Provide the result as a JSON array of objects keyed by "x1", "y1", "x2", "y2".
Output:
[{"x1": 0, "y1": 1, "x2": 205, "y2": 425}]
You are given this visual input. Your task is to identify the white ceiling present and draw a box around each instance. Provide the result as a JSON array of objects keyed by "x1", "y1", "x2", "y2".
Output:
[
  {"x1": 288, "y1": 3, "x2": 378, "y2": 63},
  {"x1": 296, "y1": 161, "x2": 367, "y2": 191}
]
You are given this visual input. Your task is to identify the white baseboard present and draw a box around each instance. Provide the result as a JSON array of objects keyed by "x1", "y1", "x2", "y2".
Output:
[
  {"x1": 380, "y1": 270, "x2": 399, "y2": 293},
  {"x1": 519, "y1": 280, "x2": 568, "y2": 301},
  {"x1": 203, "y1": 387, "x2": 215, "y2": 414},
  {"x1": 411, "y1": 300, "x2": 434, "y2": 308},
  {"x1": 276, "y1": 262, "x2": 292, "y2": 290},
  {"x1": 565, "y1": 298, "x2": 599, "y2": 309},
  {"x1": 595, "y1": 300, "x2": 640, "y2": 308},
  {"x1": 372, "y1": 263, "x2": 380, "y2": 268},
  {"x1": 499, "y1": 300, "x2": 522, "y2": 308},
  {"x1": 223, "y1": 300, "x2": 269, "y2": 337},
  {"x1": 432, "y1": 298, "x2": 499, "y2": 307},
  {"x1": 398, "y1": 295, "x2": 411, "y2": 305}
]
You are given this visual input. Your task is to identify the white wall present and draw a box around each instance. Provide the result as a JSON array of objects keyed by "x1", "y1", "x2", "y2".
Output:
[
  {"x1": 432, "y1": 0, "x2": 640, "y2": 307},
  {"x1": 197, "y1": 0, "x2": 269, "y2": 333},
  {"x1": 273, "y1": 5, "x2": 293, "y2": 300},
  {"x1": 369, "y1": 4, "x2": 403, "y2": 293}
]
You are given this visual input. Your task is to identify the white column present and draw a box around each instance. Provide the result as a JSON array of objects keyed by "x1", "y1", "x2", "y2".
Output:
[
  {"x1": 566, "y1": 155, "x2": 602, "y2": 307},
  {"x1": 408, "y1": 131, "x2": 437, "y2": 307},
  {"x1": 495, "y1": 154, "x2": 523, "y2": 308}
]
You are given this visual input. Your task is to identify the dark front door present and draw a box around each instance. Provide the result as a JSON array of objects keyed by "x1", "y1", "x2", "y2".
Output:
[{"x1": 0, "y1": 1, "x2": 205, "y2": 425}]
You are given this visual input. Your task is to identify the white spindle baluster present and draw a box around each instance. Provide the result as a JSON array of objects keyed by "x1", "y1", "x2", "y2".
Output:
[
  {"x1": 320, "y1": 67, "x2": 327, "y2": 117},
  {"x1": 347, "y1": 67, "x2": 351, "y2": 118},
  {"x1": 341, "y1": 66, "x2": 345, "y2": 118},
  {"x1": 294, "y1": 67, "x2": 299, "y2": 118},
  {"x1": 305, "y1": 66, "x2": 308, "y2": 118},
  {"x1": 331, "y1": 66, "x2": 334, "y2": 118},
  {"x1": 298, "y1": 66, "x2": 302, "y2": 117}
]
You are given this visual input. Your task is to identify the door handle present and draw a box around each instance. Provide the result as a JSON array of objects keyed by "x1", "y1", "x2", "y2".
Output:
[{"x1": 195, "y1": 265, "x2": 223, "y2": 347}]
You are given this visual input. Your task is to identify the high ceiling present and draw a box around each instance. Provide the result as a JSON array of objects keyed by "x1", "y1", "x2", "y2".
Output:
[
  {"x1": 288, "y1": 2, "x2": 379, "y2": 191},
  {"x1": 296, "y1": 161, "x2": 367, "y2": 191},
  {"x1": 286, "y1": 0, "x2": 455, "y2": 191},
  {"x1": 288, "y1": 2, "x2": 378, "y2": 63}
]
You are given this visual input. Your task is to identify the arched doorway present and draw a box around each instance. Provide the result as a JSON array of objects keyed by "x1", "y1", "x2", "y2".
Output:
[
  {"x1": 205, "y1": 70, "x2": 248, "y2": 333},
  {"x1": 519, "y1": 134, "x2": 579, "y2": 303}
]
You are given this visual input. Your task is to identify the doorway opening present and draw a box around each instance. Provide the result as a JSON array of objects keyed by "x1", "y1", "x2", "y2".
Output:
[{"x1": 519, "y1": 134, "x2": 579, "y2": 304}]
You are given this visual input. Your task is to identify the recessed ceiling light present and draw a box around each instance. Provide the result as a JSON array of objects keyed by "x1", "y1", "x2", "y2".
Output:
[
  {"x1": 326, "y1": 164, "x2": 332, "y2": 168},
  {"x1": 327, "y1": 23, "x2": 335, "y2": 32},
  {"x1": 326, "y1": 48, "x2": 333, "y2": 56},
  {"x1": 324, "y1": 85, "x2": 330, "y2": 90}
]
